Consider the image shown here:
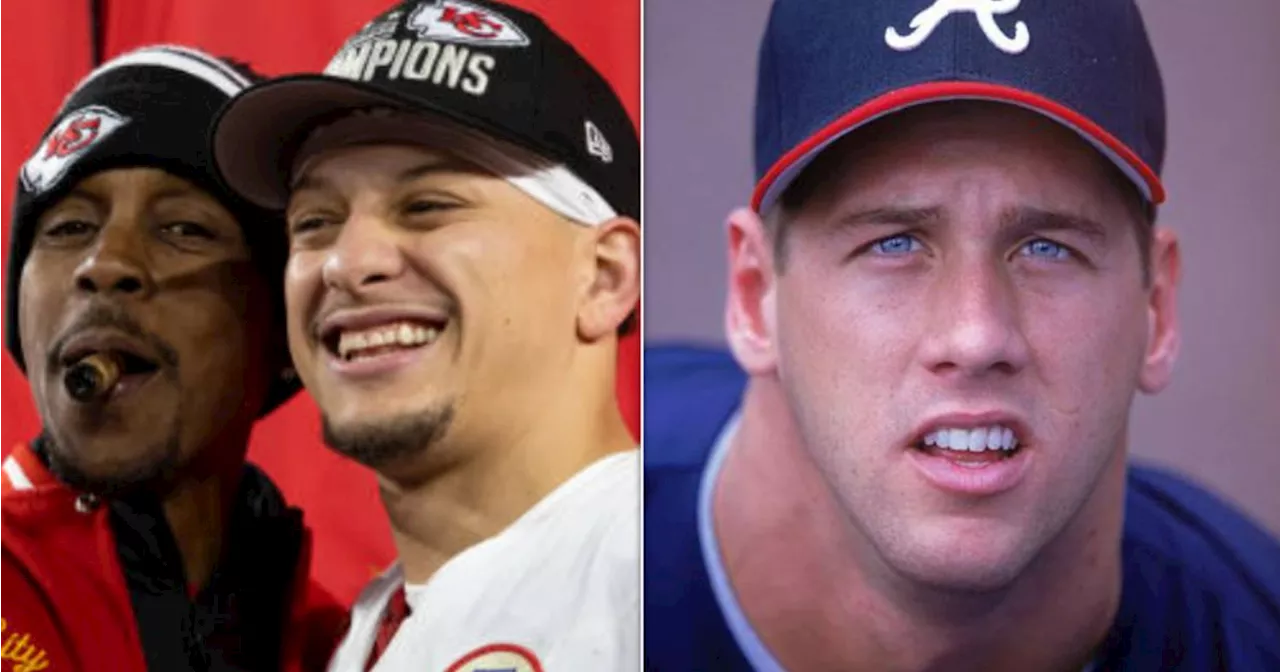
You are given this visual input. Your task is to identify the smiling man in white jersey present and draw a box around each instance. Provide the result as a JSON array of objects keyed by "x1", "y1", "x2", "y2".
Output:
[{"x1": 210, "y1": 1, "x2": 641, "y2": 670}]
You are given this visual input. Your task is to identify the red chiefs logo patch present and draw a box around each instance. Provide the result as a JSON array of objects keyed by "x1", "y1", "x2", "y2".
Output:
[
  {"x1": 445, "y1": 643, "x2": 542, "y2": 672},
  {"x1": 440, "y1": 6, "x2": 504, "y2": 39},
  {"x1": 43, "y1": 116, "x2": 103, "y2": 159},
  {"x1": 21, "y1": 105, "x2": 130, "y2": 195},
  {"x1": 407, "y1": 0, "x2": 531, "y2": 47}
]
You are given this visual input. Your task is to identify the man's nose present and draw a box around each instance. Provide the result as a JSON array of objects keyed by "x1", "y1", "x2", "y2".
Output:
[{"x1": 918, "y1": 257, "x2": 1030, "y2": 380}]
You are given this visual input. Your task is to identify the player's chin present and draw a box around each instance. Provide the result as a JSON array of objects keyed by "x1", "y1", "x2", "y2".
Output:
[
  {"x1": 319, "y1": 398, "x2": 456, "y2": 470},
  {"x1": 45, "y1": 433, "x2": 181, "y2": 496},
  {"x1": 323, "y1": 391, "x2": 445, "y2": 427},
  {"x1": 880, "y1": 520, "x2": 1041, "y2": 593}
]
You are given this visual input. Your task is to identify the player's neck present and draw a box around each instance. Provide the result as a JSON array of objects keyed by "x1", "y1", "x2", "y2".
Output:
[
  {"x1": 382, "y1": 355, "x2": 634, "y2": 586},
  {"x1": 716, "y1": 379, "x2": 1124, "y2": 672},
  {"x1": 160, "y1": 431, "x2": 253, "y2": 593}
]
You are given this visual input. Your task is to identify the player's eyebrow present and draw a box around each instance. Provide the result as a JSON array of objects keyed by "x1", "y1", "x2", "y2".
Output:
[
  {"x1": 394, "y1": 157, "x2": 477, "y2": 183},
  {"x1": 1000, "y1": 206, "x2": 1109, "y2": 244},
  {"x1": 832, "y1": 206, "x2": 943, "y2": 229},
  {"x1": 55, "y1": 186, "x2": 109, "y2": 212},
  {"x1": 289, "y1": 158, "x2": 476, "y2": 194}
]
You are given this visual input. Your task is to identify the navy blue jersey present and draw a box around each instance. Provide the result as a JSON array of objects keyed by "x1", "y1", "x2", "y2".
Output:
[{"x1": 644, "y1": 343, "x2": 1280, "y2": 671}]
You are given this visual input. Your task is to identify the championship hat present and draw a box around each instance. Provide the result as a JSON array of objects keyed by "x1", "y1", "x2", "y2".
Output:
[
  {"x1": 4, "y1": 45, "x2": 300, "y2": 415},
  {"x1": 752, "y1": 0, "x2": 1167, "y2": 213},
  {"x1": 212, "y1": 0, "x2": 638, "y2": 226}
]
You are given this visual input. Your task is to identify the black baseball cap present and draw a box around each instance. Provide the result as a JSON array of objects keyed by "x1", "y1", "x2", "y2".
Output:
[
  {"x1": 753, "y1": 0, "x2": 1166, "y2": 213},
  {"x1": 212, "y1": 0, "x2": 638, "y2": 222}
]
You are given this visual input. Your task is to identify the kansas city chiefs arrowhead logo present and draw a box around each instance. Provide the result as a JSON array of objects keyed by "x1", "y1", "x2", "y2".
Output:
[
  {"x1": 407, "y1": 0, "x2": 531, "y2": 47},
  {"x1": 21, "y1": 105, "x2": 131, "y2": 195}
]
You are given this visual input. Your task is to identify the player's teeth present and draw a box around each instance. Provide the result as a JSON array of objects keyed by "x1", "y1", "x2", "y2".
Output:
[
  {"x1": 337, "y1": 321, "x2": 443, "y2": 359},
  {"x1": 923, "y1": 425, "x2": 1020, "y2": 453},
  {"x1": 338, "y1": 333, "x2": 367, "y2": 359}
]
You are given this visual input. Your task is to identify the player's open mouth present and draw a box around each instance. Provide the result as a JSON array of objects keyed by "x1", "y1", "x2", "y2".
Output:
[
  {"x1": 905, "y1": 419, "x2": 1032, "y2": 495},
  {"x1": 325, "y1": 319, "x2": 446, "y2": 362},
  {"x1": 59, "y1": 333, "x2": 163, "y2": 400},
  {"x1": 912, "y1": 425, "x2": 1023, "y2": 467}
]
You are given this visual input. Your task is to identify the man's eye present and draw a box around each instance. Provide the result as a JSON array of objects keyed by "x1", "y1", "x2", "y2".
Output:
[
  {"x1": 289, "y1": 217, "x2": 330, "y2": 235},
  {"x1": 404, "y1": 199, "x2": 457, "y2": 215},
  {"x1": 42, "y1": 219, "x2": 96, "y2": 238},
  {"x1": 161, "y1": 221, "x2": 216, "y2": 239},
  {"x1": 868, "y1": 233, "x2": 923, "y2": 256},
  {"x1": 1019, "y1": 238, "x2": 1072, "y2": 260}
]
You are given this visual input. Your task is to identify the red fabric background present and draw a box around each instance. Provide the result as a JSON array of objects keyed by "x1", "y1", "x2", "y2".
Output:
[{"x1": 1, "y1": 0, "x2": 639, "y2": 606}]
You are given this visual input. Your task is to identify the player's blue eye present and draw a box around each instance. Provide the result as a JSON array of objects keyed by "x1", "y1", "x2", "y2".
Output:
[
  {"x1": 870, "y1": 234, "x2": 922, "y2": 256},
  {"x1": 1021, "y1": 239, "x2": 1070, "y2": 260}
]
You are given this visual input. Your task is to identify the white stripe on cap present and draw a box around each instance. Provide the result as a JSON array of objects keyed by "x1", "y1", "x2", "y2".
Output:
[
  {"x1": 79, "y1": 44, "x2": 250, "y2": 97},
  {"x1": 3, "y1": 456, "x2": 34, "y2": 492},
  {"x1": 155, "y1": 44, "x2": 252, "y2": 87},
  {"x1": 504, "y1": 162, "x2": 618, "y2": 227}
]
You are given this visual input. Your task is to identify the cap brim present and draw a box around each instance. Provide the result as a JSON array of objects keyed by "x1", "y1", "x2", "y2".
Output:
[
  {"x1": 751, "y1": 81, "x2": 1166, "y2": 213},
  {"x1": 213, "y1": 74, "x2": 445, "y2": 210}
]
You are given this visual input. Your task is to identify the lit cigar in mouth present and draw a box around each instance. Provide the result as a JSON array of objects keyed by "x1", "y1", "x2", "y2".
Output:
[{"x1": 64, "y1": 353, "x2": 121, "y2": 403}]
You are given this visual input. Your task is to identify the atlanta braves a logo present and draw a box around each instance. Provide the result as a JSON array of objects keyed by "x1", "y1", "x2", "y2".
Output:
[
  {"x1": 407, "y1": 0, "x2": 531, "y2": 47},
  {"x1": 885, "y1": 0, "x2": 1030, "y2": 54},
  {"x1": 21, "y1": 105, "x2": 130, "y2": 195}
]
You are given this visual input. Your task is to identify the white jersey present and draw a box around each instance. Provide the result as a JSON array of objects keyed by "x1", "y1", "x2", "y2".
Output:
[{"x1": 327, "y1": 450, "x2": 640, "y2": 672}]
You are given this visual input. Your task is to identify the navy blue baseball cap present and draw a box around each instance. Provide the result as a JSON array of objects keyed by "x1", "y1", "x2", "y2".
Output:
[{"x1": 752, "y1": 0, "x2": 1167, "y2": 213}]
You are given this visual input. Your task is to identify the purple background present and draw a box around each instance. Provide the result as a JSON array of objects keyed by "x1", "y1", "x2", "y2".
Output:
[{"x1": 644, "y1": 0, "x2": 1280, "y2": 535}]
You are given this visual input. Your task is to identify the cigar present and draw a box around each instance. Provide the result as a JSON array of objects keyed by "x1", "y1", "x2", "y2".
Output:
[{"x1": 64, "y1": 353, "x2": 121, "y2": 402}]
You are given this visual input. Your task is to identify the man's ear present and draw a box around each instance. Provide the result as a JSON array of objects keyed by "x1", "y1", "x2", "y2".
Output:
[
  {"x1": 577, "y1": 217, "x2": 641, "y2": 341},
  {"x1": 724, "y1": 207, "x2": 780, "y2": 375},
  {"x1": 1138, "y1": 226, "x2": 1181, "y2": 394}
]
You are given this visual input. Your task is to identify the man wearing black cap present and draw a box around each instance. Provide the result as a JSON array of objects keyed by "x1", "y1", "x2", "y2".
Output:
[
  {"x1": 211, "y1": 1, "x2": 640, "y2": 670},
  {"x1": 1, "y1": 45, "x2": 342, "y2": 672},
  {"x1": 645, "y1": 1, "x2": 1280, "y2": 670}
]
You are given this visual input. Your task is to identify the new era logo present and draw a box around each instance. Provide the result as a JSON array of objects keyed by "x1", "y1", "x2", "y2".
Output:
[
  {"x1": 584, "y1": 120, "x2": 613, "y2": 164},
  {"x1": 885, "y1": 0, "x2": 1030, "y2": 55},
  {"x1": 21, "y1": 105, "x2": 130, "y2": 195},
  {"x1": 407, "y1": 0, "x2": 531, "y2": 47}
]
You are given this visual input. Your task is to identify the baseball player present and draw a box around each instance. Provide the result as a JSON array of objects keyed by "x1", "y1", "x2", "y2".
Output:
[
  {"x1": 1, "y1": 45, "x2": 344, "y2": 671},
  {"x1": 645, "y1": 0, "x2": 1280, "y2": 670},
  {"x1": 210, "y1": 1, "x2": 640, "y2": 670}
]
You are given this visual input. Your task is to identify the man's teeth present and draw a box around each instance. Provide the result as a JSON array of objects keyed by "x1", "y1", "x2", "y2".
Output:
[
  {"x1": 337, "y1": 322, "x2": 440, "y2": 360},
  {"x1": 922, "y1": 426, "x2": 1019, "y2": 452}
]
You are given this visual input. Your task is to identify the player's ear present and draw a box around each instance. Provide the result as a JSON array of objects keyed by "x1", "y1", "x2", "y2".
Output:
[
  {"x1": 1138, "y1": 226, "x2": 1181, "y2": 394},
  {"x1": 577, "y1": 216, "x2": 640, "y2": 341},
  {"x1": 725, "y1": 207, "x2": 779, "y2": 375}
]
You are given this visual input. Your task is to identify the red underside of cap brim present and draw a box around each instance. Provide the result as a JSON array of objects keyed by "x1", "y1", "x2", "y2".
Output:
[{"x1": 751, "y1": 81, "x2": 1165, "y2": 212}]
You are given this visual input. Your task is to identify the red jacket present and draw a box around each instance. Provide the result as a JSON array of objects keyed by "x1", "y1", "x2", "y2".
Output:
[{"x1": 1, "y1": 442, "x2": 345, "y2": 672}]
